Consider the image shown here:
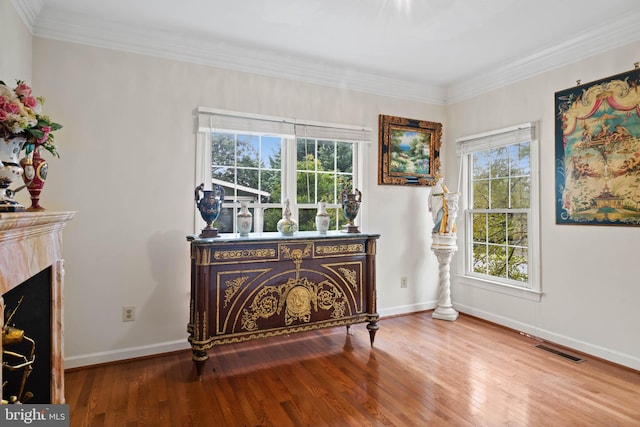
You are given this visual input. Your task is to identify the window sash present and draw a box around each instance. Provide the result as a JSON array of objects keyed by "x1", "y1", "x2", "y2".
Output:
[
  {"x1": 209, "y1": 135, "x2": 357, "y2": 233},
  {"x1": 195, "y1": 108, "x2": 369, "y2": 234},
  {"x1": 456, "y1": 122, "x2": 540, "y2": 295},
  {"x1": 466, "y1": 208, "x2": 531, "y2": 286}
]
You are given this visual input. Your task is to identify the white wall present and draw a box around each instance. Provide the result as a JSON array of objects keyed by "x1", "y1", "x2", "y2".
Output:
[
  {"x1": 0, "y1": 0, "x2": 32, "y2": 84},
  {"x1": 30, "y1": 38, "x2": 445, "y2": 367},
  {"x1": 447, "y1": 41, "x2": 640, "y2": 370}
]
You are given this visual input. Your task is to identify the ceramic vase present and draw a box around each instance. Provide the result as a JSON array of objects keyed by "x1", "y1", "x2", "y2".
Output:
[
  {"x1": 20, "y1": 144, "x2": 48, "y2": 211},
  {"x1": 236, "y1": 201, "x2": 253, "y2": 236},
  {"x1": 315, "y1": 201, "x2": 330, "y2": 234},
  {"x1": 341, "y1": 188, "x2": 362, "y2": 233},
  {"x1": 277, "y1": 199, "x2": 298, "y2": 236},
  {"x1": 0, "y1": 135, "x2": 27, "y2": 212},
  {"x1": 195, "y1": 183, "x2": 225, "y2": 238}
]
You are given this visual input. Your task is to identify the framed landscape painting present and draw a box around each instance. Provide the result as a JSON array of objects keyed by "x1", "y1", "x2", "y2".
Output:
[
  {"x1": 555, "y1": 67, "x2": 640, "y2": 226},
  {"x1": 378, "y1": 114, "x2": 442, "y2": 186}
]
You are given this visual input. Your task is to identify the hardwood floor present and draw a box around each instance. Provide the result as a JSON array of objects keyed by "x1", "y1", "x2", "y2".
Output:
[{"x1": 65, "y1": 312, "x2": 640, "y2": 426}]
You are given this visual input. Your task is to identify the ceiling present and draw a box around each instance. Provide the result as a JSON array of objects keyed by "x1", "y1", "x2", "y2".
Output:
[{"x1": 15, "y1": 0, "x2": 640, "y2": 103}]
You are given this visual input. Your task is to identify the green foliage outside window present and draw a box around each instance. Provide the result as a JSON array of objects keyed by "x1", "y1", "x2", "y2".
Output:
[
  {"x1": 470, "y1": 142, "x2": 530, "y2": 283},
  {"x1": 296, "y1": 139, "x2": 353, "y2": 231},
  {"x1": 211, "y1": 133, "x2": 354, "y2": 233}
]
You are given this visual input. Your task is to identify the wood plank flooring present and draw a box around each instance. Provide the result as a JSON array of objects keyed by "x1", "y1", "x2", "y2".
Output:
[{"x1": 65, "y1": 312, "x2": 640, "y2": 426}]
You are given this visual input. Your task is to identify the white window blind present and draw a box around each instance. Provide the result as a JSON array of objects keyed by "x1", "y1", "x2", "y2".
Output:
[
  {"x1": 295, "y1": 122, "x2": 371, "y2": 143},
  {"x1": 198, "y1": 108, "x2": 295, "y2": 137},
  {"x1": 197, "y1": 107, "x2": 371, "y2": 142},
  {"x1": 456, "y1": 122, "x2": 536, "y2": 154}
]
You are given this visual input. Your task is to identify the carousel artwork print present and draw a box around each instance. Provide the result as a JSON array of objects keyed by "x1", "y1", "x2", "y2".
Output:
[{"x1": 555, "y1": 65, "x2": 640, "y2": 226}]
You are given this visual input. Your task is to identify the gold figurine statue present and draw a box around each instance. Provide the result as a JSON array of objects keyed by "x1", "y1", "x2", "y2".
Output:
[
  {"x1": 428, "y1": 176, "x2": 460, "y2": 236},
  {"x1": 2, "y1": 296, "x2": 36, "y2": 404}
]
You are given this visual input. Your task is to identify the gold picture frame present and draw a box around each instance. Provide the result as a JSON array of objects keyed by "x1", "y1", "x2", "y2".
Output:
[{"x1": 378, "y1": 114, "x2": 442, "y2": 186}]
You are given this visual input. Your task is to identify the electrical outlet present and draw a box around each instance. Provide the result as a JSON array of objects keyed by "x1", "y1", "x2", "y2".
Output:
[
  {"x1": 122, "y1": 306, "x2": 135, "y2": 322},
  {"x1": 400, "y1": 276, "x2": 408, "y2": 288}
]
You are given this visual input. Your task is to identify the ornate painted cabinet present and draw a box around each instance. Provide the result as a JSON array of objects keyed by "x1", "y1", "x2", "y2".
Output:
[{"x1": 187, "y1": 231, "x2": 380, "y2": 378}]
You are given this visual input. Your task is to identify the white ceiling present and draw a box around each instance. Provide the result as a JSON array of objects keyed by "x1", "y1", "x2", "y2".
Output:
[{"x1": 15, "y1": 0, "x2": 640, "y2": 103}]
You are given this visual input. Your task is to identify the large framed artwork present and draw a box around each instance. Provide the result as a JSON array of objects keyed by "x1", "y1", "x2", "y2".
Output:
[
  {"x1": 555, "y1": 66, "x2": 640, "y2": 226},
  {"x1": 378, "y1": 114, "x2": 441, "y2": 186}
]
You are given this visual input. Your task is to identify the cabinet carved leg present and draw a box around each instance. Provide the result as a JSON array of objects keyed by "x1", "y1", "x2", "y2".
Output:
[
  {"x1": 367, "y1": 320, "x2": 379, "y2": 346},
  {"x1": 192, "y1": 349, "x2": 208, "y2": 381}
]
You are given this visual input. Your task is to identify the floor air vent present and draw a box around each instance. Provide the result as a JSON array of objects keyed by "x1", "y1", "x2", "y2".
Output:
[{"x1": 536, "y1": 344, "x2": 585, "y2": 363}]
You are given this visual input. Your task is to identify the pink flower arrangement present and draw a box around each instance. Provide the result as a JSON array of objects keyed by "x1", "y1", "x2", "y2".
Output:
[{"x1": 0, "y1": 80, "x2": 62, "y2": 157}]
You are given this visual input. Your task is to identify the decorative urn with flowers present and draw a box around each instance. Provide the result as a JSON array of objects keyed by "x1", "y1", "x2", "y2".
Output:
[{"x1": 0, "y1": 80, "x2": 62, "y2": 212}]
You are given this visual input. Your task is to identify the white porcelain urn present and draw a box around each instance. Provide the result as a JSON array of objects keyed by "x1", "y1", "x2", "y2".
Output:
[
  {"x1": 0, "y1": 135, "x2": 27, "y2": 212},
  {"x1": 315, "y1": 201, "x2": 330, "y2": 234},
  {"x1": 236, "y1": 201, "x2": 252, "y2": 236}
]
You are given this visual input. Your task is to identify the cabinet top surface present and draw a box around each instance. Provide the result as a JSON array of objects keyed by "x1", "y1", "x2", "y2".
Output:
[{"x1": 187, "y1": 230, "x2": 380, "y2": 244}]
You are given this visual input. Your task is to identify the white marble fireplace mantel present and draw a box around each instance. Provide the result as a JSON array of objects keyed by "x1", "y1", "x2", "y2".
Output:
[{"x1": 0, "y1": 211, "x2": 76, "y2": 404}]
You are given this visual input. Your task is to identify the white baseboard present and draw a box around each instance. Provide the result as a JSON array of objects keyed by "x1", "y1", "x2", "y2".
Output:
[
  {"x1": 64, "y1": 339, "x2": 190, "y2": 369},
  {"x1": 64, "y1": 302, "x2": 438, "y2": 369},
  {"x1": 455, "y1": 303, "x2": 640, "y2": 372},
  {"x1": 378, "y1": 301, "x2": 437, "y2": 318}
]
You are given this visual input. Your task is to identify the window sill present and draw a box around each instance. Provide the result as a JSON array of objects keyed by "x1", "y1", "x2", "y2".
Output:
[{"x1": 455, "y1": 274, "x2": 543, "y2": 301}]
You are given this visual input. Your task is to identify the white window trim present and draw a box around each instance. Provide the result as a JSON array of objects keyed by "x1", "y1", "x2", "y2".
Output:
[
  {"x1": 455, "y1": 122, "x2": 542, "y2": 302},
  {"x1": 194, "y1": 130, "x2": 211, "y2": 234},
  {"x1": 194, "y1": 108, "x2": 370, "y2": 235}
]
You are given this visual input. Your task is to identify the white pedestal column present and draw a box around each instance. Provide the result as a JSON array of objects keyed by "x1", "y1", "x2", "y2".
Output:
[{"x1": 431, "y1": 235, "x2": 458, "y2": 321}]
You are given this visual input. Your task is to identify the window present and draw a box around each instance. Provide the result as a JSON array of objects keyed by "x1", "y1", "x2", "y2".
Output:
[
  {"x1": 196, "y1": 108, "x2": 370, "y2": 234},
  {"x1": 295, "y1": 136, "x2": 355, "y2": 231},
  {"x1": 456, "y1": 123, "x2": 541, "y2": 299},
  {"x1": 210, "y1": 131, "x2": 283, "y2": 232}
]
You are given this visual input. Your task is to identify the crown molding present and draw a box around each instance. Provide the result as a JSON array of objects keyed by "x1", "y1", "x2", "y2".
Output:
[
  {"x1": 445, "y1": 10, "x2": 640, "y2": 104},
  {"x1": 31, "y1": 7, "x2": 640, "y2": 106},
  {"x1": 32, "y1": 10, "x2": 446, "y2": 105},
  {"x1": 9, "y1": 0, "x2": 42, "y2": 32}
]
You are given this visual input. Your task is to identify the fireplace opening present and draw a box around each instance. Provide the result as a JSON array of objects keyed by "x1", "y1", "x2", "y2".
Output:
[{"x1": 2, "y1": 267, "x2": 52, "y2": 403}]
